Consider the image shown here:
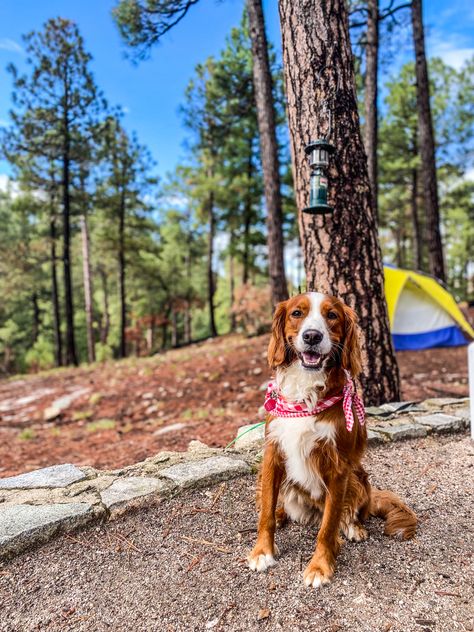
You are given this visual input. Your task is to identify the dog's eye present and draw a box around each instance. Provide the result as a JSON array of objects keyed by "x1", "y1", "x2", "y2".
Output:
[
  {"x1": 327, "y1": 311, "x2": 338, "y2": 320},
  {"x1": 291, "y1": 309, "x2": 303, "y2": 318}
]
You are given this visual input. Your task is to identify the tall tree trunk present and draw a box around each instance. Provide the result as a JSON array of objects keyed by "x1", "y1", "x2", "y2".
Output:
[
  {"x1": 49, "y1": 212, "x2": 63, "y2": 367},
  {"x1": 184, "y1": 305, "x2": 192, "y2": 344},
  {"x1": 171, "y1": 311, "x2": 178, "y2": 347},
  {"x1": 32, "y1": 292, "x2": 40, "y2": 344},
  {"x1": 207, "y1": 190, "x2": 218, "y2": 337},
  {"x1": 118, "y1": 186, "x2": 127, "y2": 358},
  {"x1": 247, "y1": 0, "x2": 288, "y2": 304},
  {"x1": 411, "y1": 0, "x2": 445, "y2": 281},
  {"x1": 98, "y1": 266, "x2": 110, "y2": 345},
  {"x1": 229, "y1": 230, "x2": 236, "y2": 332},
  {"x1": 364, "y1": 0, "x2": 379, "y2": 220},
  {"x1": 279, "y1": 0, "x2": 400, "y2": 404},
  {"x1": 80, "y1": 214, "x2": 95, "y2": 363},
  {"x1": 411, "y1": 165, "x2": 423, "y2": 271},
  {"x1": 62, "y1": 132, "x2": 78, "y2": 366}
]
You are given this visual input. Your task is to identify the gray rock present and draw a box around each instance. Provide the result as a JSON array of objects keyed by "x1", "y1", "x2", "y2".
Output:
[
  {"x1": 101, "y1": 477, "x2": 169, "y2": 509},
  {"x1": 422, "y1": 397, "x2": 464, "y2": 408},
  {"x1": 0, "y1": 464, "x2": 86, "y2": 490},
  {"x1": 234, "y1": 423, "x2": 265, "y2": 450},
  {"x1": 371, "y1": 423, "x2": 427, "y2": 441},
  {"x1": 160, "y1": 456, "x2": 250, "y2": 489},
  {"x1": 414, "y1": 413, "x2": 466, "y2": 433},
  {"x1": 0, "y1": 503, "x2": 95, "y2": 559},
  {"x1": 44, "y1": 387, "x2": 90, "y2": 420},
  {"x1": 365, "y1": 406, "x2": 390, "y2": 417},
  {"x1": 154, "y1": 422, "x2": 186, "y2": 436},
  {"x1": 379, "y1": 401, "x2": 417, "y2": 414},
  {"x1": 451, "y1": 407, "x2": 471, "y2": 426},
  {"x1": 367, "y1": 429, "x2": 386, "y2": 444}
]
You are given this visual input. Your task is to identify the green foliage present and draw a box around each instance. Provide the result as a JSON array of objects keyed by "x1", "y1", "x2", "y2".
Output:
[
  {"x1": 24, "y1": 336, "x2": 55, "y2": 371},
  {"x1": 379, "y1": 56, "x2": 474, "y2": 297}
]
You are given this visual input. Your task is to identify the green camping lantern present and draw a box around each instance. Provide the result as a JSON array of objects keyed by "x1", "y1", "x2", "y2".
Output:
[{"x1": 303, "y1": 139, "x2": 335, "y2": 214}]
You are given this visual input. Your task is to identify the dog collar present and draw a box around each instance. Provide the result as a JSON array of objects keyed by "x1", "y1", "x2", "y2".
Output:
[{"x1": 263, "y1": 369, "x2": 365, "y2": 432}]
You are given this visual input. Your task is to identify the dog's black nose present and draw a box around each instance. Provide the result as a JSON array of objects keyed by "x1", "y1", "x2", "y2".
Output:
[{"x1": 302, "y1": 329, "x2": 324, "y2": 345}]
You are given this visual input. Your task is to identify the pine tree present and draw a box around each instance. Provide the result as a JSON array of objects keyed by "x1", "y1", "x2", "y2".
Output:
[
  {"x1": 4, "y1": 18, "x2": 104, "y2": 365},
  {"x1": 279, "y1": 0, "x2": 400, "y2": 404}
]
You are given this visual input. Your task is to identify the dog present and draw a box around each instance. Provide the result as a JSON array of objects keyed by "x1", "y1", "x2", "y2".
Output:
[{"x1": 248, "y1": 292, "x2": 417, "y2": 588}]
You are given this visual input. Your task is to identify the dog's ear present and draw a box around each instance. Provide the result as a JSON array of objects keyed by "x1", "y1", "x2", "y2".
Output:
[
  {"x1": 341, "y1": 304, "x2": 362, "y2": 377},
  {"x1": 267, "y1": 301, "x2": 288, "y2": 369}
]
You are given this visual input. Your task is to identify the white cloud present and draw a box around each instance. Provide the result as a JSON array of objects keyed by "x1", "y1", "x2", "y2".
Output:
[
  {"x1": 0, "y1": 174, "x2": 20, "y2": 197},
  {"x1": 428, "y1": 29, "x2": 474, "y2": 69},
  {"x1": 0, "y1": 38, "x2": 24, "y2": 55}
]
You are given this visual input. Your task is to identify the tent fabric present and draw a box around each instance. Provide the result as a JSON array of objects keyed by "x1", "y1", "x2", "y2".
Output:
[{"x1": 383, "y1": 266, "x2": 474, "y2": 350}]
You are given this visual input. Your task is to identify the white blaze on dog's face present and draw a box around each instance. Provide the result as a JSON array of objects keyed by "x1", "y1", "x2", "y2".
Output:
[
  {"x1": 267, "y1": 292, "x2": 362, "y2": 377},
  {"x1": 294, "y1": 293, "x2": 333, "y2": 369}
]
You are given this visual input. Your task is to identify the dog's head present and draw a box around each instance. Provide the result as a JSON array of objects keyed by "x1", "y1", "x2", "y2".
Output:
[{"x1": 267, "y1": 292, "x2": 362, "y2": 377}]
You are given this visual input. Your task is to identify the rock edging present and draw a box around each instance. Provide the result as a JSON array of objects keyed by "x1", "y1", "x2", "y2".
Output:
[{"x1": 0, "y1": 397, "x2": 470, "y2": 562}]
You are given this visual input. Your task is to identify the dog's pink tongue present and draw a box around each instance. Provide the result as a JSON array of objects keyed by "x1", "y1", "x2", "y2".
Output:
[{"x1": 303, "y1": 352, "x2": 320, "y2": 364}]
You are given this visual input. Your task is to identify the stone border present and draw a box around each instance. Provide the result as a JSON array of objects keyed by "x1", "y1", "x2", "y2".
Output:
[{"x1": 0, "y1": 396, "x2": 470, "y2": 562}]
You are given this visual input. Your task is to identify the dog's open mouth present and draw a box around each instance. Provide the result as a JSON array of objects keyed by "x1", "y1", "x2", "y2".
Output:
[{"x1": 299, "y1": 351, "x2": 326, "y2": 370}]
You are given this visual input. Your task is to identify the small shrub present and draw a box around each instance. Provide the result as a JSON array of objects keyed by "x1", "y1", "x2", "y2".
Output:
[
  {"x1": 95, "y1": 343, "x2": 114, "y2": 362},
  {"x1": 18, "y1": 428, "x2": 36, "y2": 441},
  {"x1": 25, "y1": 337, "x2": 55, "y2": 372}
]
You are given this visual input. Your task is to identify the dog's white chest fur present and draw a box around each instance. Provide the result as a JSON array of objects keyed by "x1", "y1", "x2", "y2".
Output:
[
  {"x1": 267, "y1": 362, "x2": 336, "y2": 500},
  {"x1": 268, "y1": 416, "x2": 335, "y2": 499}
]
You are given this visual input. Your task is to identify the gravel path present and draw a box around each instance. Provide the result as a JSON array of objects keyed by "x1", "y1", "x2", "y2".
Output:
[{"x1": 1, "y1": 435, "x2": 473, "y2": 632}]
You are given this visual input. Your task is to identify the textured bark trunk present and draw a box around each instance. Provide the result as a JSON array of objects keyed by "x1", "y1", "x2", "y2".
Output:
[
  {"x1": 364, "y1": 0, "x2": 379, "y2": 220},
  {"x1": 32, "y1": 292, "x2": 40, "y2": 344},
  {"x1": 171, "y1": 311, "x2": 178, "y2": 347},
  {"x1": 229, "y1": 230, "x2": 236, "y2": 332},
  {"x1": 411, "y1": 0, "x2": 445, "y2": 281},
  {"x1": 247, "y1": 0, "x2": 288, "y2": 304},
  {"x1": 279, "y1": 0, "x2": 400, "y2": 404},
  {"x1": 118, "y1": 186, "x2": 127, "y2": 358},
  {"x1": 98, "y1": 266, "x2": 111, "y2": 345},
  {"x1": 411, "y1": 166, "x2": 423, "y2": 271},
  {"x1": 80, "y1": 214, "x2": 96, "y2": 363},
  {"x1": 184, "y1": 305, "x2": 192, "y2": 344},
  {"x1": 62, "y1": 132, "x2": 78, "y2": 366},
  {"x1": 207, "y1": 191, "x2": 218, "y2": 337},
  {"x1": 49, "y1": 213, "x2": 63, "y2": 367},
  {"x1": 243, "y1": 145, "x2": 253, "y2": 285}
]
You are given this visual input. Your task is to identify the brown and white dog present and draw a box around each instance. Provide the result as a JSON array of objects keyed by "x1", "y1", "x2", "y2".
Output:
[{"x1": 248, "y1": 292, "x2": 417, "y2": 587}]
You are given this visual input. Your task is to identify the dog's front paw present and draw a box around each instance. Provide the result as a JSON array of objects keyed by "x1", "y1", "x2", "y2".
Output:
[
  {"x1": 248, "y1": 544, "x2": 279, "y2": 572},
  {"x1": 344, "y1": 523, "x2": 368, "y2": 542},
  {"x1": 303, "y1": 560, "x2": 333, "y2": 588}
]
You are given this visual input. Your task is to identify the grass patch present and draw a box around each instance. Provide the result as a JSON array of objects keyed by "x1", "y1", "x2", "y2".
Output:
[
  {"x1": 89, "y1": 393, "x2": 103, "y2": 406},
  {"x1": 72, "y1": 409, "x2": 93, "y2": 421},
  {"x1": 49, "y1": 426, "x2": 61, "y2": 437},
  {"x1": 86, "y1": 419, "x2": 116, "y2": 433},
  {"x1": 18, "y1": 428, "x2": 36, "y2": 441}
]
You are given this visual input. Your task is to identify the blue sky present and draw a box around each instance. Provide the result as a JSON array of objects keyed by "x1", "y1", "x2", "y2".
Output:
[{"x1": 0, "y1": 0, "x2": 473, "y2": 184}]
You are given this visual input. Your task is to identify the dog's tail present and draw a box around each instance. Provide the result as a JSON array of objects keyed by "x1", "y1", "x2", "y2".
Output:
[{"x1": 369, "y1": 488, "x2": 417, "y2": 540}]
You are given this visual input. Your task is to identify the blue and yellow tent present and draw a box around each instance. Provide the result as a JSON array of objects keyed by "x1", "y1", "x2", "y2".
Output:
[{"x1": 384, "y1": 266, "x2": 474, "y2": 351}]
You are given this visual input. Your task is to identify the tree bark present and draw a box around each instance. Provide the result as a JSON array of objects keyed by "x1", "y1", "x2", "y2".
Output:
[
  {"x1": 118, "y1": 184, "x2": 127, "y2": 358},
  {"x1": 207, "y1": 190, "x2": 218, "y2": 337},
  {"x1": 49, "y1": 212, "x2": 63, "y2": 367},
  {"x1": 229, "y1": 230, "x2": 236, "y2": 332},
  {"x1": 279, "y1": 0, "x2": 400, "y2": 404},
  {"x1": 411, "y1": 0, "x2": 445, "y2": 281},
  {"x1": 32, "y1": 292, "x2": 40, "y2": 344},
  {"x1": 171, "y1": 311, "x2": 178, "y2": 347},
  {"x1": 62, "y1": 128, "x2": 78, "y2": 366},
  {"x1": 410, "y1": 165, "x2": 423, "y2": 271},
  {"x1": 247, "y1": 0, "x2": 288, "y2": 304},
  {"x1": 80, "y1": 214, "x2": 95, "y2": 363},
  {"x1": 98, "y1": 266, "x2": 110, "y2": 345},
  {"x1": 364, "y1": 0, "x2": 379, "y2": 220}
]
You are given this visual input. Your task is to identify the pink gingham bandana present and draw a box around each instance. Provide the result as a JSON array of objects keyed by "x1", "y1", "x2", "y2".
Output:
[{"x1": 264, "y1": 369, "x2": 365, "y2": 432}]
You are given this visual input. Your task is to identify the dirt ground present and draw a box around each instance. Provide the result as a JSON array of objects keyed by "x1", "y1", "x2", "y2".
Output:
[
  {"x1": 1, "y1": 435, "x2": 473, "y2": 632},
  {"x1": 0, "y1": 334, "x2": 470, "y2": 478}
]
